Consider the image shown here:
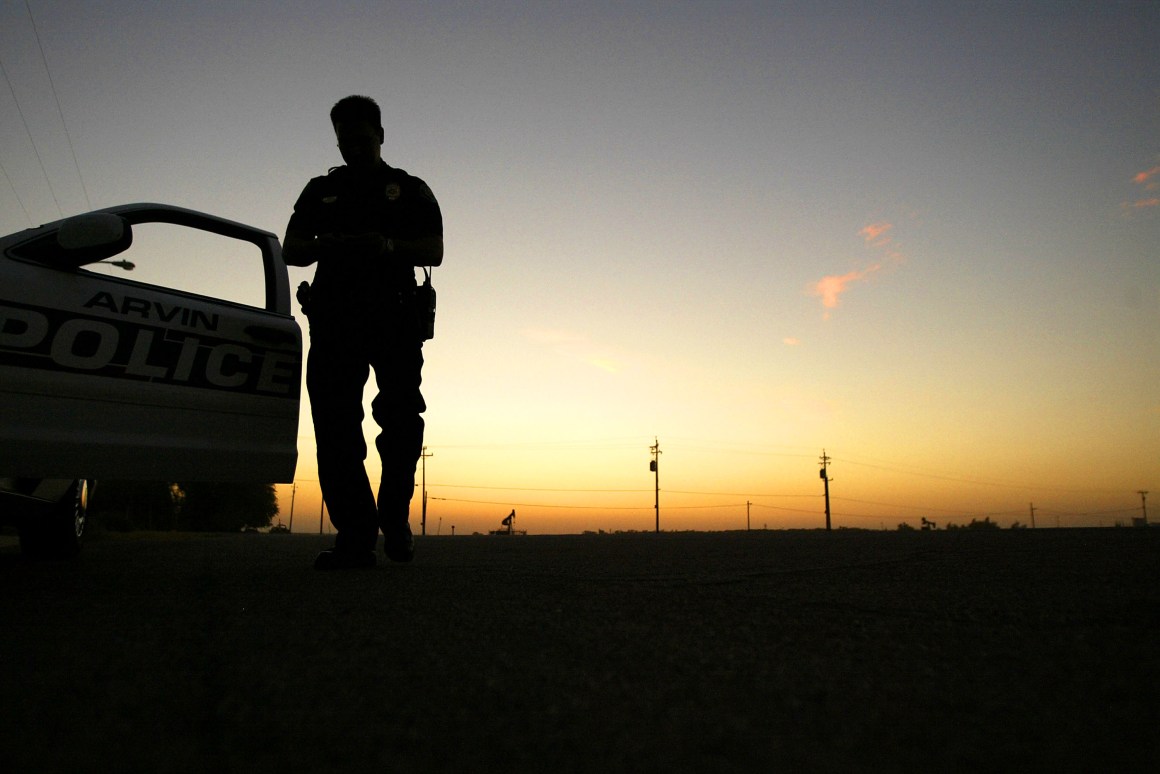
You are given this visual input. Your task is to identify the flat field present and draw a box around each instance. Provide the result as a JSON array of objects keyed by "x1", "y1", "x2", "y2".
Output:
[{"x1": 1, "y1": 528, "x2": 1157, "y2": 772}]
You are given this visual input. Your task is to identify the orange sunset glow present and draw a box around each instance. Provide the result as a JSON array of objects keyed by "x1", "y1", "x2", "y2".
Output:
[{"x1": 1, "y1": 3, "x2": 1155, "y2": 536}]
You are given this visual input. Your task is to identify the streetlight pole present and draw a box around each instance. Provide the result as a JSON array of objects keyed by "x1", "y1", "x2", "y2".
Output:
[{"x1": 96, "y1": 259, "x2": 135, "y2": 270}]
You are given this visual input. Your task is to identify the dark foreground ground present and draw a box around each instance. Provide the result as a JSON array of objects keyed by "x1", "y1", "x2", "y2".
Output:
[{"x1": 1, "y1": 528, "x2": 1157, "y2": 772}]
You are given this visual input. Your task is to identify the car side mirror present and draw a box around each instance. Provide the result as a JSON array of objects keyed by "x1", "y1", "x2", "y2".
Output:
[{"x1": 53, "y1": 213, "x2": 133, "y2": 266}]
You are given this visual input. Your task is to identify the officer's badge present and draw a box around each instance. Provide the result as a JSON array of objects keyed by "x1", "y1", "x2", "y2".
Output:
[{"x1": 385, "y1": 184, "x2": 401, "y2": 201}]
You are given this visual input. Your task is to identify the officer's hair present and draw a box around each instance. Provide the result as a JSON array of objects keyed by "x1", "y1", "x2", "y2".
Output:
[{"x1": 330, "y1": 95, "x2": 381, "y2": 129}]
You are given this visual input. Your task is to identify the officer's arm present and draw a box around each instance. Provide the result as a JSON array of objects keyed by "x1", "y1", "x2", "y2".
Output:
[
  {"x1": 391, "y1": 236, "x2": 444, "y2": 268},
  {"x1": 282, "y1": 228, "x2": 325, "y2": 266},
  {"x1": 283, "y1": 229, "x2": 387, "y2": 266}
]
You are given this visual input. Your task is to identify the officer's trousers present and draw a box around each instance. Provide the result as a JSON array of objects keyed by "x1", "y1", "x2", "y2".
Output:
[{"x1": 306, "y1": 313, "x2": 425, "y2": 553}]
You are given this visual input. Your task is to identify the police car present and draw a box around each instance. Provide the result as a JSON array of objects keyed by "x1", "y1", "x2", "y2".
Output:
[{"x1": 0, "y1": 204, "x2": 302, "y2": 557}]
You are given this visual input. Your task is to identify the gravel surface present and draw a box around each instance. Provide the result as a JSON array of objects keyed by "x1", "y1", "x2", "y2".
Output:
[{"x1": 1, "y1": 528, "x2": 1157, "y2": 772}]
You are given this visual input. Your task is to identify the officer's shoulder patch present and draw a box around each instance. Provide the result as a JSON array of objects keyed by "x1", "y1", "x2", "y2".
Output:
[{"x1": 418, "y1": 182, "x2": 436, "y2": 202}]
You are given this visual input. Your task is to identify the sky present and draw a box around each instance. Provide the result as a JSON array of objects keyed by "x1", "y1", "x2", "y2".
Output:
[{"x1": 1, "y1": 0, "x2": 1157, "y2": 534}]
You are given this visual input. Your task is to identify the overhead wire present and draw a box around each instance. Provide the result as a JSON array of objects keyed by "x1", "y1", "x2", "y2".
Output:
[
  {"x1": 831, "y1": 454, "x2": 1126, "y2": 496},
  {"x1": 431, "y1": 496, "x2": 653, "y2": 511},
  {"x1": 0, "y1": 53, "x2": 57, "y2": 219},
  {"x1": 0, "y1": 154, "x2": 33, "y2": 227},
  {"x1": 416, "y1": 438, "x2": 1143, "y2": 525},
  {"x1": 830, "y1": 495, "x2": 987, "y2": 515},
  {"x1": 0, "y1": 1, "x2": 90, "y2": 224},
  {"x1": 24, "y1": 0, "x2": 89, "y2": 210},
  {"x1": 428, "y1": 483, "x2": 650, "y2": 493}
]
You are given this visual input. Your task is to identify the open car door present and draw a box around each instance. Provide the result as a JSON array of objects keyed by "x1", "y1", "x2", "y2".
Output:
[{"x1": 0, "y1": 204, "x2": 301, "y2": 483}]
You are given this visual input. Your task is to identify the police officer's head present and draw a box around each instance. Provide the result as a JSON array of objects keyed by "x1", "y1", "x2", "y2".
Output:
[{"x1": 331, "y1": 95, "x2": 383, "y2": 170}]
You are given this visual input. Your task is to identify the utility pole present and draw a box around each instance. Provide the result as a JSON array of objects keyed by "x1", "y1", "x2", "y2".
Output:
[
  {"x1": 1139, "y1": 491, "x2": 1149, "y2": 525},
  {"x1": 420, "y1": 446, "x2": 434, "y2": 536},
  {"x1": 1029, "y1": 502, "x2": 1037, "y2": 529},
  {"x1": 287, "y1": 482, "x2": 297, "y2": 533},
  {"x1": 819, "y1": 450, "x2": 832, "y2": 531},
  {"x1": 747, "y1": 500, "x2": 751, "y2": 532},
  {"x1": 650, "y1": 438, "x2": 662, "y2": 533}
]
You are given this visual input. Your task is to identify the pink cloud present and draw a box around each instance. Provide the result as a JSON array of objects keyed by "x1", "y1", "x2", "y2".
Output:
[
  {"x1": 809, "y1": 221, "x2": 907, "y2": 319},
  {"x1": 1130, "y1": 198, "x2": 1160, "y2": 209},
  {"x1": 810, "y1": 265, "x2": 881, "y2": 320},
  {"x1": 1133, "y1": 166, "x2": 1160, "y2": 185},
  {"x1": 859, "y1": 222, "x2": 893, "y2": 246}
]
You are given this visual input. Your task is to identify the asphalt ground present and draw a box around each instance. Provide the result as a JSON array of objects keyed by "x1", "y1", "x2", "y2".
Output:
[{"x1": 1, "y1": 528, "x2": 1157, "y2": 773}]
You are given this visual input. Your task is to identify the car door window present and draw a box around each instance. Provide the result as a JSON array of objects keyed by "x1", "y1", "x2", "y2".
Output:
[{"x1": 85, "y1": 223, "x2": 267, "y2": 309}]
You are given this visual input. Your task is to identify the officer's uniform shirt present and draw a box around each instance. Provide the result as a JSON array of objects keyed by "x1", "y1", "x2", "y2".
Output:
[{"x1": 288, "y1": 161, "x2": 442, "y2": 318}]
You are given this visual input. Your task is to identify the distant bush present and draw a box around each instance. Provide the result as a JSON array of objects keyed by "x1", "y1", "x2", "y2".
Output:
[
  {"x1": 89, "y1": 481, "x2": 277, "y2": 532},
  {"x1": 89, "y1": 481, "x2": 180, "y2": 531},
  {"x1": 176, "y1": 482, "x2": 278, "y2": 532},
  {"x1": 946, "y1": 517, "x2": 1001, "y2": 531}
]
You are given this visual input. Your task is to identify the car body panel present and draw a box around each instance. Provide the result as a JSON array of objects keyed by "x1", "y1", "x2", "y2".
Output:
[{"x1": 0, "y1": 204, "x2": 302, "y2": 483}]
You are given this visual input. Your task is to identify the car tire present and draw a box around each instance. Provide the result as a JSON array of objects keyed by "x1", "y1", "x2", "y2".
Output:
[{"x1": 19, "y1": 479, "x2": 89, "y2": 559}]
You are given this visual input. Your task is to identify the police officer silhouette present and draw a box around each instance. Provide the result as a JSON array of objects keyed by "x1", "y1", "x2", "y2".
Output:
[{"x1": 284, "y1": 95, "x2": 443, "y2": 570}]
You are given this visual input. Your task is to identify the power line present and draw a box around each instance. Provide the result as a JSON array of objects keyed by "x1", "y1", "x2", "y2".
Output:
[
  {"x1": 429, "y1": 483, "x2": 651, "y2": 493},
  {"x1": 0, "y1": 155, "x2": 33, "y2": 226},
  {"x1": 1036, "y1": 506, "x2": 1140, "y2": 517},
  {"x1": 423, "y1": 482, "x2": 1140, "y2": 523},
  {"x1": 431, "y1": 438, "x2": 643, "y2": 451},
  {"x1": 657, "y1": 438, "x2": 819, "y2": 458},
  {"x1": 832, "y1": 454, "x2": 1126, "y2": 495},
  {"x1": 666, "y1": 489, "x2": 817, "y2": 498},
  {"x1": 427, "y1": 482, "x2": 818, "y2": 498},
  {"x1": 430, "y1": 496, "x2": 653, "y2": 511},
  {"x1": 431, "y1": 495, "x2": 758, "y2": 513},
  {"x1": 393, "y1": 439, "x2": 1151, "y2": 528},
  {"x1": 420, "y1": 440, "x2": 1136, "y2": 504},
  {"x1": 0, "y1": 53, "x2": 59, "y2": 217},
  {"x1": 24, "y1": 0, "x2": 89, "y2": 210},
  {"x1": 749, "y1": 502, "x2": 826, "y2": 516},
  {"x1": 830, "y1": 496, "x2": 988, "y2": 515}
]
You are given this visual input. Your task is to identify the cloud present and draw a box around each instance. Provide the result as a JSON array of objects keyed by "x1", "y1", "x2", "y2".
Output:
[
  {"x1": 783, "y1": 337, "x2": 801, "y2": 346},
  {"x1": 1122, "y1": 165, "x2": 1160, "y2": 215},
  {"x1": 859, "y1": 222, "x2": 893, "y2": 246},
  {"x1": 1132, "y1": 166, "x2": 1160, "y2": 185},
  {"x1": 809, "y1": 221, "x2": 906, "y2": 320},
  {"x1": 810, "y1": 266, "x2": 881, "y2": 320}
]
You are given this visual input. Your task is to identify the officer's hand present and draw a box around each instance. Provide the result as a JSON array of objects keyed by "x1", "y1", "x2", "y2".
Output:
[{"x1": 337, "y1": 232, "x2": 387, "y2": 258}]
